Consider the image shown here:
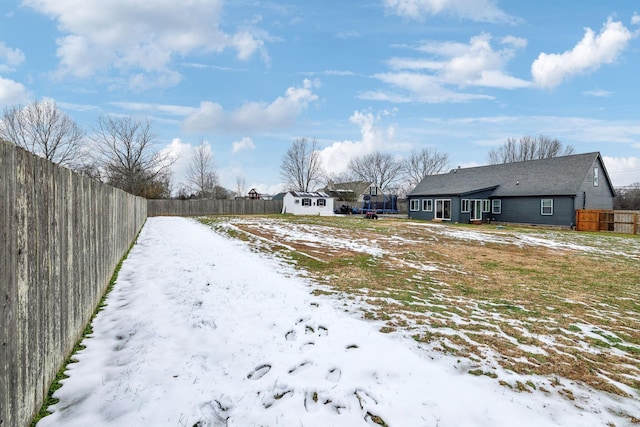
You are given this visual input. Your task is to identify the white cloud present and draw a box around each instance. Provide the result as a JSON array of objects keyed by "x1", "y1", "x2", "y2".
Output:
[
  {"x1": 0, "y1": 76, "x2": 30, "y2": 106},
  {"x1": 0, "y1": 42, "x2": 25, "y2": 72},
  {"x1": 183, "y1": 79, "x2": 318, "y2": 133},
  {"x1": 603, "y1": 156, "x2": 640, "y2": 186},
  {"x1": 160, "y1": 138, "x2": 192, "y2": 188},
  {"x1": 531, "y1": 18, "x2": 635, "y2": 89},
  {"x1": 384, "y1": 0, "x2": 519, "y2": 24},
  {"x1": 368, "y1": 33, "x2": 529, "y2": 103},
  {"x1": 232, "y1": 137, "x2": 256, "y2": 153},
  {"x1": 23, "y1": 0, "x2": 268, "y2": 88},
  {"x1": 632, "y1": 13, "x2": 640, "y2": 25},
  {"x1": 582, "y1": 89, "x2": 612, "y2": 97},
  {"x1": 318, "y1": 111, "x2": 398, "y2": 175}
]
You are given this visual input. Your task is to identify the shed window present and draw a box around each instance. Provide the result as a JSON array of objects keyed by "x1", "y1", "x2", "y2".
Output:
[
  {"x1": 317, "y1": 199, "x2": 326, "y2": 207},
  {"x1": 422, "y1": 199, "x2": 433, "y2": 212},
  {"x1": 593, "y1": 167, "x2": 599, "y2": 187},
  {"x1": 492, "y1": 199, "x2": 501, "y2": 214},
  {"x1": 302, "y1": 198, "x2": 311, "y2": 206},
  {"x1": 482, "y1": 199, "x2": 490, "y2": 213},
  {"x1": 461, "y1": 199, "x2": 470, "y2": 213},
  {"x1": 541, "y1": 199, "x2": 553, "y2": 215},
  {"x1": 409, "y1": 199, "x2": 420, "y2": 211},
  {"x1": 435, "y1": 199, "x2": 451, "y2": 220}
]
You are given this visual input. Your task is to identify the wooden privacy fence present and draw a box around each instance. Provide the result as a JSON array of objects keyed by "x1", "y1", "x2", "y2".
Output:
[
  {"x1": 1, "y1": 141, "x2": 147, "y2": 427},
  {"x1": 147, "y1": 198, "x2": 283, "y2": 217},
  {"x1": 576, "y1": 209, "x2": 639, "y2": 234}
]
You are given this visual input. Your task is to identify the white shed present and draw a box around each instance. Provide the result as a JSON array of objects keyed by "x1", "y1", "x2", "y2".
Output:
[{"x1": 281, "y1": 191, "x2": 335, "y2": 216}]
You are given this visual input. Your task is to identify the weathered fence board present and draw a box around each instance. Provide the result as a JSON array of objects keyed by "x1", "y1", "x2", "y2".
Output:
[
  {"x1": 0, "y1": 141, "x2": 147, "y2": 427},
  {"x1": 147, "y1": 198, "x2": 283, "y2": 217},
  {"x1": 576, "y1": 209, "x2": 639, "y2": 234}
]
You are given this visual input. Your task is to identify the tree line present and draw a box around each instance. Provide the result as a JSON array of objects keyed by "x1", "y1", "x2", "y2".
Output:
[
  {"x1": 5, "y1": 99, "x2": 636, "y2": 207},
  {"x1": 280, "y1": 135, "x2": 578, "y2": 195},
  {"x1": 0, "y1": 99, "x2": 224, "y2": 199}
]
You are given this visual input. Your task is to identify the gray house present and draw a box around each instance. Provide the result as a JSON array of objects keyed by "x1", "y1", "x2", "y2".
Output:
[{"x1": 407, "y1": 152, "x2": 615, "y2": 227}]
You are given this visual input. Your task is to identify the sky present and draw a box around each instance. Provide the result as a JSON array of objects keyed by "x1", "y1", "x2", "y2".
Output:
[
  {"x1": 1, "y1": 0, "x2": 640, "y2": 195},
  {"x1": 36, "y1": 217, "x2": 640, "y2": 426}
]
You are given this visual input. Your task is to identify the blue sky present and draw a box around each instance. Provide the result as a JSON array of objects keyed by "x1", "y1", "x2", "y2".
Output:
[{"x1": 1, "y1": 0, "x2": 640, "y2": 195}]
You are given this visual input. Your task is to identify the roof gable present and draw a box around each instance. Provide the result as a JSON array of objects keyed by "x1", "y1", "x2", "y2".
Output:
[{"x1": 409, "y1": 152, "x2": 610, "y2": 197}]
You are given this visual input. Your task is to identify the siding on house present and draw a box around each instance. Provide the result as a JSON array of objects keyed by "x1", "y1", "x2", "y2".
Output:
[{"x1": 407, "y1": 152, "x2": 615, "y2": 227}]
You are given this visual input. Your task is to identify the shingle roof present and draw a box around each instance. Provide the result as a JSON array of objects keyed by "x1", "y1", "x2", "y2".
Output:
[{"x1": 409, "y1": 152, "x2": 607, "y2": 197}]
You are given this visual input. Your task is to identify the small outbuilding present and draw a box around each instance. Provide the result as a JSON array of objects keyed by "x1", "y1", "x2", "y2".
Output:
[
  {"x1": 281, "y1": 191, "x2": 335, "y2": 216},
  {"x1": 407, "y1": 152, "x2": 615, "y2": 227}
]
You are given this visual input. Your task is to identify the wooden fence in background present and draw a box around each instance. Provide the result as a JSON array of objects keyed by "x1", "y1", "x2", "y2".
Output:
[
  {"x1": 147, "y1": 198, "x2": 283, "y2": 217},
  {"x1": 575, "y1": 209, "x2": 639, "y2": 234}
]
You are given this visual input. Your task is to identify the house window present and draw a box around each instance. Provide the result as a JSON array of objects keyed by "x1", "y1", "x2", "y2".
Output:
[
  {"x1": 541, "y1": 199, "x2": 553, "y2": 215},
  {"x1": 410, "y1": 199, "x2": 420, "y2": 211},
  {"x1": 294, "y1": 199, "x2": 300, "y2": 204},
  {"x1": 369, "y1": 186, "x2": 378, "y2": 196},
  {"x1": 492, "y1": 199, "x2": 502, "y2": 214},
  {"x1": 302, "y1": 198, "x2": 311, "y2": 206},
  {"x1": 422, "y1": 199, "x2": 433, "y2": 212},
  {"x1": 482, "y1": 199, "x2": 490, "y2": 213},
  {"x1": 461, "y1": 199, "x2": 470, "y2": 213},
  {"x1": 317, "y1": 199, "x2": 326, "y2": 207},
  {"x1": 435, "y1": 199, "x2": 451, "y2": 220},
  {"x1": 593, "y1": 167, "x2": 599, "y2": 187}
]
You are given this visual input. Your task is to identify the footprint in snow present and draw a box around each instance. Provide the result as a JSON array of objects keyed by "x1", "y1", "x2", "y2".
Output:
[
  {"x1": 285, "y1": 330, "x2": 297, "y2": 341},
  {"x1": 288, "y1": 360, "x2": 312, "y2": 375},
  {"x1": 326, "y1": 367, "x2": 341, "y2": 383},
  {"x1": 247, "y1": 364, "x2": 271, "y2": 380}
]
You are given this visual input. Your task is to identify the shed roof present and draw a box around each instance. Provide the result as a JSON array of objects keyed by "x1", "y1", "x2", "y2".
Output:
[
  {"x1": 409, "y1": 152, "x2": 611, "y2": 197},
  {"x1": 287, "y1": 191, "x2": 332, "y2": 198}
]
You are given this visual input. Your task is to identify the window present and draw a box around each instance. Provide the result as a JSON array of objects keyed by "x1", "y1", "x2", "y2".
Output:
[
  {"x1": 593, "y1": 167, "x2": 599, "y2": 187},
  {"x1": 541, "y1": 199, "x2": 553, "y2": 215},
  {"x1": 492, "y1": 199, "x2": 502, "y2": 214},
  {"x1": 369, "y1": 186, "x2": 378, "y2": 196},
  {"x1": 461, "y1": 199, "x2": 470, "y2": 213},
  {"x1": 422, "y1": 199, "x2": 433, "y2": 212},
  {"x1": 435, "y1": 199, "x2": 451, "y2": 220},
  {"x1": 302, "y1": 198, "x2": 311, "y2": 206},
  {"x1": 410, "y1": 199, "x2": 420, "y2": 211},
  {"x1": 317, "y1": 199, "x2": 326, "y2": 207},
  {"x1": 483, "y1": 199, "x2": 490, "y2": 213}
]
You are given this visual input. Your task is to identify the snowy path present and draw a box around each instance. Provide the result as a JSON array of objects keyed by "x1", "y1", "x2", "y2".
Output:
[{"x1": 38, "y1": 217, "x2": 620, "y2": 427}]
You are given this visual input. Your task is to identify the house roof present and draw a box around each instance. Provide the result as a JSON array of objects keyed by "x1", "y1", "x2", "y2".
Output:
[
  {"x1": 286, "y1": 191, "x2": 332, "y2": 198},
  {"x1": 409, "y1": 152, "x2": 613, "y2": 198},
  {"x1": 321, "y1": 180, "x2": 372, "y2": 194}
]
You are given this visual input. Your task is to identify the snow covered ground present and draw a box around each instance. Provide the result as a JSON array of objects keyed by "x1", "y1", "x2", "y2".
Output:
[{"x1": 38, "y1": 217, "x2": 638, "y2": 426}]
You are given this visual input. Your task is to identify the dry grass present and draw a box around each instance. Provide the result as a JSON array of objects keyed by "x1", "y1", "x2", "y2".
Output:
[{"x1": 201, "y1": 215, "x2": 640, "y2": 401}]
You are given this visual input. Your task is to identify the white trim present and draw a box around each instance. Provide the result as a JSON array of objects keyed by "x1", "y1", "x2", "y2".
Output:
[
  {"x1": 422, "y1": 199, "x2": 433, "y2": 212},
  {"x1": 435, "y1": 199, "x2": 451, "y2": 220},
  {"x1": 541, "y1": 198, "x2": 553, "y2": 215},
  {"x1": 491, "y1": 199, "x2": 501, "y2": 214},
  {"x1": 410, "y1": 199, "x2": 420, "y2": 211}
]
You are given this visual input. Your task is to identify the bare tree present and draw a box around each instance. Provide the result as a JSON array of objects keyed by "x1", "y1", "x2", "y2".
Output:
[
  {"x1": 348, "y1": 151, "x2": 403, "y2": 191},
  {"x1": 488, "y1": 135, "x2": 574, "y2": 164},
  {"x1": 92, "y1": 115, "x2": 175, "y2": 198},
  {"x1": 186, "y1": 139, "x2": 218, "y2": 198},
  {"x1": 280, "y1": 137, "x2": 322, "y2": 192},
  {"x1": 614, "y1": 183, "x2": 640, "y2": 209},
  {"x1": 0, "y1": 98, "x2": 85, "y2": 167},
  {"x1": 402, "y1": 148, "x2": 450, "y2": 188},
  {"x1": 234, "y1": 176, "x2": 247, "y2": 198}
]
